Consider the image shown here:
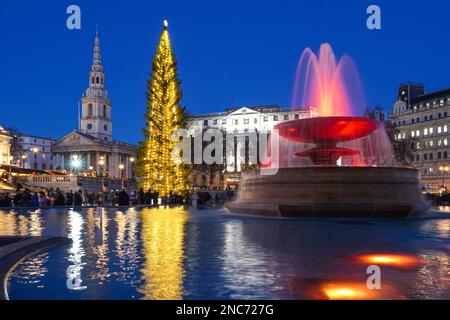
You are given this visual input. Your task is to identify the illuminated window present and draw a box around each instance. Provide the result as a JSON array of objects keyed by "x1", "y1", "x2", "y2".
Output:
[
  {"x1": 445, "y1": 125, "x2": 448, "y2": 133},
  {"x1": 424, "y1": 128, "x2": 428, "y2": 135},
  {"x1": 430, "y1": 127, "x2": 434, "y2": 134},
  {"x1": 411, "y1": 131, "x2": 415, "y2": 137},
  {"x1": 438, "y1": 126, "x2": 442, "y2": 133},
  {"x1": 416, "y1": 130, "x2": 420, "y2": 137}
]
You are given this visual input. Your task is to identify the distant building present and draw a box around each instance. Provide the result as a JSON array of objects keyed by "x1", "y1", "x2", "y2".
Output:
[
  {"x1": 0, "y1": 126, "x2": 12, "y2": 165},
  {"x1": 10, "y1": 133, "x2": 55, "y2": 170},
  {"x1": 365, "y1": 105, "x2": 386, "y2": 123},
  {"x1": 51, "y1": 30, "x2": 137, "y2": 179},
  {"x1": 186, "y1": 105, "x2": 317, "y2": 188},
  {"x1": 390, "y1": 82, "x2": 450, "y2": 193}
]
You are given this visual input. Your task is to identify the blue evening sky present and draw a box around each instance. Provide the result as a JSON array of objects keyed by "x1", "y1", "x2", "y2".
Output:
[{"x1": 1, "y1": 0, "x2": 449, "y2": 144}]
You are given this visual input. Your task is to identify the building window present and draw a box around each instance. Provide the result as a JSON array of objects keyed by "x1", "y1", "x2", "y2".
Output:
[
  {"x1": 104, "y1": 125, "x2": 108, "y2": 131},
  {"x1": 416, "y1": 154, "x2": 420, "y2": 161},
  {"x1": 87, "y1": 123, "x2": 92, "y2": 130},
  {"x1": 88, "y1": 104, "x2": 93, "y2": 117},
  {"x1": 254, "y1": 118, "x2": 257, "y2": 124},
  {"x1": 222, "y1": 119, "x2": 226, "y2": 124},
  {"x1": 424, "y1": 154, "x2": 428, "y2": 160},
  {"x1": 263, "y1": 116, "x2": 268, "y2": 122},
  {"x1": 244, "y1": 119, "x2": 249, "y2": 124},
  {"x1": 444, "y1": 125, "x2": 448, "y2": 133},
  {"x1": 233, "y1": 119, "x2": 239, "y2": 125},
  {"x1": 203, "y1": 120, "x2": 208, "y2": 126},
  {"x1": 284, "y1": 115, "x2": 289, "y2": 121},
  {"x1": 429, "y1": 153, "x2": 434, "y2": 160},
  {"x1": 438, "y1": 152, "x2": 442, "y2": 159},
  {"x1": 445, "y1": 152, "x2": 448, "y2": 159},
  {"x1": 425, "y1": 116, "x2": 428, "y2": 121},
  {"x1": 273, "y1": 115, "x2": 279, "y2": 121},
  {"x1": 213, "y1": 119, "x2": 217, "y2": 125},
  {"x1": 295, "y1": 114, "x2": 299, "y2": 119},
  {"x1": 103, "y1": 105, "x2": 107, "y2": 118}
]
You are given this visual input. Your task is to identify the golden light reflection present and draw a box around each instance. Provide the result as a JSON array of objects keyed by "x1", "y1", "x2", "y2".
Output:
[
  {"x1": 353, "y1": 253, "x2": 423, "y2": 269},
  {"x1": 0, "y1": 210, "x2": 43, "y2": 236},
  {"x1": 320, "y1": 281, "x2": 405, "y2": 300},
  {"x1": 139, "y1": 206, "x2": 188, "y2": 300}
]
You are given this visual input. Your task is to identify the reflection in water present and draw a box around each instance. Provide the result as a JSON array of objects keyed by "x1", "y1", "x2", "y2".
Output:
[
  {"x1": 413, "y1": 252, "x2": 450, "y2": 299},
  {"x1": 115, "y1": 208, "x2": 141, "y2": 286},
  {"x1": 4, "y1": 207, "x2": 450, "y2": 300},
  {"x1": 66, "y1": 210, "x2": 87, "y2": 290},
  {"x1": 221, "y1": 221, "x2": 277, "y2": 299},
  {"x1": 5, "y1": 210, "x2": 48, "y2": 288},
  {"x1": 0, "y1": 209, "x2": 43, "y2": 236},
  {"x1": 84, "y1": 208, "x2": 110, "y2": 283},
  {"x1": 139, "y1": 206, "x2": 188, "y2": 300}
]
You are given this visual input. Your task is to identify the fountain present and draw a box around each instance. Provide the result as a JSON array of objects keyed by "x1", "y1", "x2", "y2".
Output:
[{"x1": 226, "y1": 44, "x2": 429, "y2": 218}]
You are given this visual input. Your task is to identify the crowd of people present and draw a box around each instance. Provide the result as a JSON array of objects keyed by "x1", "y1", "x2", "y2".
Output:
[
  {"x1": 0, "y1": 187, "x2": 131, "y2": 208},
  {"x1": 0, "y1": 187, "x2": 235, "y2": 208}
]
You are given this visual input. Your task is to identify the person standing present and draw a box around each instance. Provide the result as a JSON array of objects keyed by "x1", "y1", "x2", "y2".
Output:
[{"x1": 118, "y1": 188, "x2": 130, "y2": 206}]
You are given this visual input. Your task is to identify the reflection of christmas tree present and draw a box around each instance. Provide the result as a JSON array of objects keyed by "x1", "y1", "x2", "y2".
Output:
[{"x1": 137, "y1": 21, "x2": 188, "y2": 196}]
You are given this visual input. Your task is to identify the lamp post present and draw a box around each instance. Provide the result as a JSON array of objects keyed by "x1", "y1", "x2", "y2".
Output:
[
  {"x1": 439, "y1": 165, "x2": 449, "y2": 194},
  {"x1": 98, "y1": 156, "x2": 105, "y2": 193},
  {"x1": 129, "y1": 157, "x2": 135, "y2": 178},
  {"x1": 32, "y1": 147, "x2": 39, "y2": 170},
  {"x1": 21, "y1": 154, "x2": 27, "y2": 169},
  {"x1": 119, "y1": 164, "x2": 125, "y2": 189}
]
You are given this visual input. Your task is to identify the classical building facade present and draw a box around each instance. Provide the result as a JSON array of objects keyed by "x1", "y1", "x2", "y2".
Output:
[
  {"x1": 10, "y1": 133, "x2": 55, "y2": 170},
  {"x1": 52, "y1": 31, "x2": 137, "y2": 180},
  {"x1": 186, "y1": 105, "x2": 317, "y2": 188},
  {"x1": 390, "y1": 83, "x2": 450, "y2": 193},
  {"x1": 0, "y1": 126, "x2": 12, "y2": 166}
]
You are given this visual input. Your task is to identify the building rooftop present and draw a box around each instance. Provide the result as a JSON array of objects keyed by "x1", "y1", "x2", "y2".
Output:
[
  {"x1": 189, "y1": 105, "x2": 314, "y2": 119},
  {"x1": 412, "y1": 87, "x2": 450, "y2": 104}
]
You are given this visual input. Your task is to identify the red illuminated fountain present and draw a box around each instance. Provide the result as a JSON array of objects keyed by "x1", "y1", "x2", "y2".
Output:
[
  {"x1": 226, "y1": 44, "x2": 430, "y2": 218},
  {"x1": 276, "y1": 117, "x2": 380, "y2": 165}
]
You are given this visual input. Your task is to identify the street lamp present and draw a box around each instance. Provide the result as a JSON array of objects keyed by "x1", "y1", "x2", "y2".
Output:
[
  {"x1": 118, "y1": 164, "x2": 125, "y2": 189},
  {"x1": 439, "y1": 165, "x2": 449, "y2": 194},
  {"x1": 98, "y1": 156, "x2": 105, "y2": 177},
  {"x1": 129, "y1": 157, "x2": 135, "y2": 178},
  {"x1": 21, "y1": 154, "x2": 27, "y2": 168},
  {"x1": 32, "y1": 147, "x2": 39, "y2": 169}
]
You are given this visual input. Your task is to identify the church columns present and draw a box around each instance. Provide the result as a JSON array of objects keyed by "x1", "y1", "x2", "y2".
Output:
[
  {"x1": 87, "y1": 153, "x2": 91, "y2": 169},
  {"x1": 61, "y1": 153, "x2": 65, "y2": 170}
]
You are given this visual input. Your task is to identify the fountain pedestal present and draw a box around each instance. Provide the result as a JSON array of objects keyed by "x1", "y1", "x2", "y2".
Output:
[{"x1": 225, "y1": 167, "x2": 430, "y2": 218}]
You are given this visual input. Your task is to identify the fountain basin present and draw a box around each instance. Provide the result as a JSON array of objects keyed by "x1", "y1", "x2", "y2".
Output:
[{"x1": 226, "y1": 167, "x2": 430, "y2": 218}]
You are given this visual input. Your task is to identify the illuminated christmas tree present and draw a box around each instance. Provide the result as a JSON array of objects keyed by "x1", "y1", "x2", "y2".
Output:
[{"x1": 138, "y1": 20, "x2": 188, "y2": 196}]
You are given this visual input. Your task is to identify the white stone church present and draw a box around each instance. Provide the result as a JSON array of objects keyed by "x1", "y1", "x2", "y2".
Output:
[{"x1": 52, "y1": 31, "x2": 137, "y2": 179}]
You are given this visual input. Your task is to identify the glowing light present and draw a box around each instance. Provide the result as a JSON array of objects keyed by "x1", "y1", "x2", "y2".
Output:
[
  {"x1": 353, "y1": 253, "x2": 423, "y2": 269},
  {"x1": 71, "y1": 155, "x2": 81, "y2": 169},
  {"x1": 164, "y1": 20, "x2": 168, "y2": 28}
]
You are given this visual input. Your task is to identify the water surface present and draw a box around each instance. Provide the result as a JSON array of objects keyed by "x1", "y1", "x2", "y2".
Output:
[{"x1": 2, "y1": 207, "x2": 450, "y2": 300}]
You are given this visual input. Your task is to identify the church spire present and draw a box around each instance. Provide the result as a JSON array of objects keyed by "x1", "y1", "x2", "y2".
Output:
[{"x1": 91, "y1": 27, "x2": 103, "y2": 72}]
